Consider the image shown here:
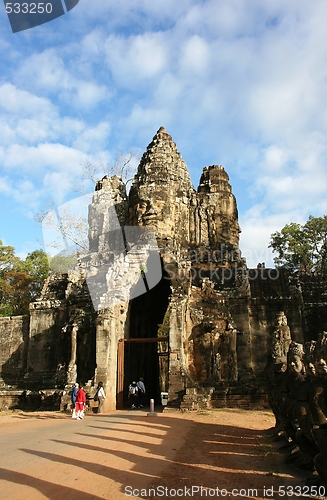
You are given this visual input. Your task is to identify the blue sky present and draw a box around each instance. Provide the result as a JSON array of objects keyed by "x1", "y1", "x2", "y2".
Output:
[{"x1": 1, "y1": 0, "x2": 327, "y2": 267}]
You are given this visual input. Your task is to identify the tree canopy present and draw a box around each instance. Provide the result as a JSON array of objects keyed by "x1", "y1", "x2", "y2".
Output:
[
  {"x1": 0, "y1": 241, "x2": 49, "y2": 316},
  {"x1": 269, "y1": 215, "x2": 327, "y2": 276}
]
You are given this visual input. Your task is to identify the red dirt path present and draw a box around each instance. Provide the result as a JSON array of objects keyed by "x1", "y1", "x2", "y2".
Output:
[{"x1": 0, "y1": 408, "x2": 311, "y2": 500}]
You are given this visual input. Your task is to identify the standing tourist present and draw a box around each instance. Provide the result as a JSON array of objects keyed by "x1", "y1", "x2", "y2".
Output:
[
  {"x1": 71, "y1": 382, "x2": 79, "y2": 418},
  {"x1": 128, "y1": 381, "x2": 138, "y2": 409},
  {"x1": 136, "y1": 378, "x2": 146, "y2": 408},
  {"x1": 96, "y1": 381, "x2": 106, "y2": 414},
  {"x1": 75, "y1": 384, "x2": 86, "y2": 420}
]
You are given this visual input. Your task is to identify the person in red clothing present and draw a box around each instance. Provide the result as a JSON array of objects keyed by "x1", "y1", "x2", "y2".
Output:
[{"x1": 75, "y1": 384, "x2": 86, "y2": 420}]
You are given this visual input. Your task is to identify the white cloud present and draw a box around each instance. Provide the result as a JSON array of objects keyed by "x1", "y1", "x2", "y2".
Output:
[
  {"x1": 0, "y1": 83, "x2": 61, "y2": 145},
  {"x1": 179, "y1": 36, "x2": 210, "y2": 76},
  {"x1": 72, "y1": 122, "x2": 111, "y2": 153},
  {"x1": 0, "y1": 119, "x2": 16, "y2": 144},
  {"x1": 121, "y1": 104, "x2": 171, "y2": 141},
  {"x1": 73, "y1": 81, "x2": 108, "y2": 109},
  {"x1": 0, "y1": 83, "x2": 55, "y2": 117},
  {"x1": 104, "y1": 32, "x2": 168, "y2": 87},
  {"x1": 43, "y1": 171, "x2": 78, "y2": 205},
  {"x1": 260, "y1": 146, "x2": 291, "y2": 173},
  {"x1": 0, "y1": 177, "x2": 12, "y2": 196},
  {"x1": 3, "y1": 143, "x2": 87, "y2": 173},
  {"x1": 15, "y1": 49, "x2": 109, "y2": 110},
  {"x1": 0, "y1": 175, "x2": 40, "y2": 214}
]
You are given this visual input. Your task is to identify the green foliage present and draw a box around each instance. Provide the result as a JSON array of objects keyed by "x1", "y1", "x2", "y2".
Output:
[
  {"x1": 0, "y1": 240, "x2": 50, "y2": 316},
  {"x1": 0, "y1": 270, "x2": 33, "y2": 315},
  {"x1": 49, "y1": 253, "x2": 78, "y2": 274},
  {"x1": 0, "y1": 241, "x2": 20, "y2": 275},
  {"x1": 23, "y1": 249, "x2": 50, "y2": 298},
  {"x1": 0, "y1": 303, "x2": 13, "y2": 317},
  {"x1": 269, "y1": 215, "x2": 327, "y2": 275}
]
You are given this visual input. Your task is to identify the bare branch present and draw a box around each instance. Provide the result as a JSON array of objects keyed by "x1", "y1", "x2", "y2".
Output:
[{"x1": 35, "y1": 149, "x2": 140, "y2": 263}]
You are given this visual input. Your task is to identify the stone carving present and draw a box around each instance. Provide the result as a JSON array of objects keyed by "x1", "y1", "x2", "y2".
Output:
[
  {"x1": 308, "y1": 332, "x2": 327, "y2": 484},
  {"x1": 128, "y1": 126, "x2": 194, "y2": 249},
  {"x1": 282, "y1": 341, "x2": 306, "y2": 443},
  {"x1": 270, "y1": 332, "x2": 327, "y2": 485},
  {"x1": 196, "y1": 165, "x2": 240, "y2": 250},
  {"x1": 186, "y1": 279, "x2": 238, "y2": 387},
  {"x1": 66, "y1": 322, "x2": 78, "y2": 385},
  {"x1": 264, "y1": 312, "x2": 292, "y2": 431},
  {"x1": 293, "y1": 340, "x2": 320, "y2": 471},
  {"x1": 271, "y1": 311, "x2": 292, "y2": 365}
]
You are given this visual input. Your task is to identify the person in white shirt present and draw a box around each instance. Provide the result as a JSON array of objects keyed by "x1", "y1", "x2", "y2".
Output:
[
  {"x1": 128, "y1": 381, "x2": 138, "y2": 409},
  {"x1": 96, "y1": 381, "x2": 106, "y2": 414}
]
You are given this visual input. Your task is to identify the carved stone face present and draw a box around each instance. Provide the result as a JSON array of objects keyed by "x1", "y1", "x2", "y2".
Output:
[
  {"x1": 130, "y1": 191, "x2": 168, "y2": 232},
  {"x1": 134, "y1": 198, "x2": 165, "y2": 226},
  {"x1": 130, "y1": 199, "x2": 144, "y2": 223},
  {"x1": 275, "y1": 314, "x2": 283, "y2": 327},
  {"x1": 289, "y1": 355, "x2": 303, "y2": 374},
  {"x1": 316, "y1": 358, "x2": 327, "y2": 377},
  {"x1": 275, "y1": 312, "x2": 288, "y2": 328}
]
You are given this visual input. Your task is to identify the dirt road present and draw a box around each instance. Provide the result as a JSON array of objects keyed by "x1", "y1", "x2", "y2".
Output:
[{"x1": 0, "y1": 408, "x2": 312, "y2": 500}]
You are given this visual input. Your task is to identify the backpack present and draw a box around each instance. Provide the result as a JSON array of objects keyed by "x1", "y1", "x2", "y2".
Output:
[
  {"x1": 94, "y1": 390, "x2": 99, "y2": 401},
  {"x1": 129, "y1": 385, "x2": 137, "y2": 395},
  {"x1": 137, "y1": 382, "x2": 145, "y2": 394}
]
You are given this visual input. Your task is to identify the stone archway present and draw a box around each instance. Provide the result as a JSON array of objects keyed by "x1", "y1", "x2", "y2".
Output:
[{"x1": 116, "y1": 270, "x2": 171, "y2": 408}]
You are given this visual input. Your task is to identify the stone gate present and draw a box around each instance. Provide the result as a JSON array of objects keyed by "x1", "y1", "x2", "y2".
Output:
[{"x1": 1, "y1": 127, "x2": 327, "y2": 411}]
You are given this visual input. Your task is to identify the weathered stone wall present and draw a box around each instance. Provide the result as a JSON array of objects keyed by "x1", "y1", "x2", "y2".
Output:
[
  {"x1": 0, "y1": 315, "x2": 29, "y2": 388},
  {"x1": 226, "y1": 269, "x2": 326, "y2": 389},
  {"x1": 26, "y1": 301, "x2": 68, "y2": 388},
  {"x1": 18, "y1": 271, "x2": 96, "y2": 392}
]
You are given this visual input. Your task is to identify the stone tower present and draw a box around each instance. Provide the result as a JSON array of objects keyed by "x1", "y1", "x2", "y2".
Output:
[
  {"x1": 85, "y1": 127, "x2": 244, "y2": 408},
  {"x1": 128, "y1": 127, "x2": 240, "y2": 255},
  {"x1": 196, "y1": 165, "x2": 240, "y2": 249},
  {"x1": 128, "y1": 126, "x2": 195, "y2": 248}
]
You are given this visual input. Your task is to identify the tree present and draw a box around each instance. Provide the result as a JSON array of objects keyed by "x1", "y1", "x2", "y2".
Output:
[
  {"x1": 80, "y1": 149, "x2": 140, "y2": 189},
  {"x1": 0, "y1": 241, "x2": 20, "y2": 275},
  {"x1": 0, "y1": 241, "x2": 50, "y2": 316},
  {"x1": 48, "y1": 253, "x2": 79, "y2": 274},
  {"x1": 0, "y1": 270, "x2": 33, "y2": 316},
  {"x1": 23, "y1": 249, "x2": 50, "y2": 298},
  {"x1": 269, "y1": 215, "x2": 327, "y2": 275}
]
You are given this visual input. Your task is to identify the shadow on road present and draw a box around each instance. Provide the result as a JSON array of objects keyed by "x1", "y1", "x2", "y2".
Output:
[{"x1": 0, "y1": 410, "x2": 306, "y2": 500}]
